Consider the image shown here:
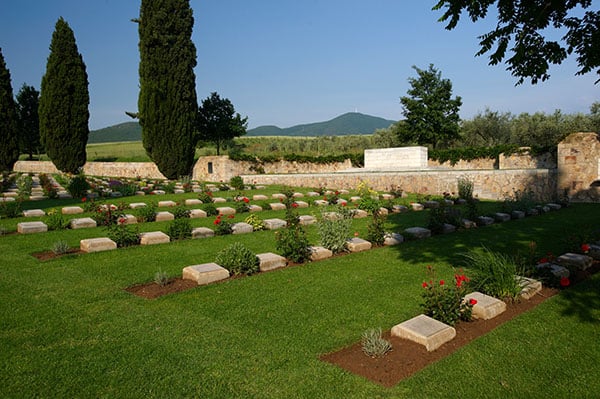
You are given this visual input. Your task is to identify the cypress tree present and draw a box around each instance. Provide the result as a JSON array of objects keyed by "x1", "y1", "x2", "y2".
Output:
[
  {"x1": 138, "y1": 0, "x2": 198, "y2": 179},
  {"x1": 39, "y1": 17, "x2": 89, "y2": 174},
  {"x1": 0, "y1": 48, "x2": 19, "y2": 172},
  {"x1": 16, "y1": 84, "x2": 42, "y2": 160}
]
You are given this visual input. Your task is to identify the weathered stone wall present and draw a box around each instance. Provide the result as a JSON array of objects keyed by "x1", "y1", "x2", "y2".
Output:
[
  {"x1": 557, "y1": 132, "x2": 600, "y2": 202},
  {"x1": 14, "y1": 161, "x2": 167, "y2": 179},
  {"x1": 428, "y1": 158, "x2": 497, "y2": 170},
  {"x1": 499, "y1": 150, "x2": 557, "y2": 169}
]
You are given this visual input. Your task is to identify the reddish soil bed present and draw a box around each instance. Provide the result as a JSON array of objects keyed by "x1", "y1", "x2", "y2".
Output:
[
  {"x1": 125, "y1": 278, "x2": 198, "y2": 299},
  {"x1": 31, "y1": 249, "x2": 84, "y2": 261}
]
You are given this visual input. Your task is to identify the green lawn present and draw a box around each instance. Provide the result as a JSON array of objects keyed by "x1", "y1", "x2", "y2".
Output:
[{"x1": 1, "y1": 192, "x2": 599, "y2": 398}]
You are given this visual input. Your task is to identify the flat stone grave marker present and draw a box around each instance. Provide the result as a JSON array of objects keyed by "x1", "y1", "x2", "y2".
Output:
[
  {"x1": 384, "y1": 233, "x2": 404, "y2": 246},
  {"x1": 546, "y1": 203, "x2": 562, "y2": 211},
  {"x1": 339, "y1": 189, "x2": 350, "y2": 194},
  {"x1": 189, "y1": 209, "x2": 207, "y2": 219},
  {"x1": 442, "y1": 223, "x2": 456, "y2": 234},
  {"x1": 192, "y1": 227, "x2": 214, "y2": 239},
  {"x1": 158, "y1": 200, "x2": 177, "y2": 207},
  {"x1": 527, "y1": 208, "x2": 539, "y2": 216},
  {"x1": 185, "y1": 199, "x2": 203, "y2": 206},
  {"x1": 216, "y1": 207, "x2": 236, "y2": 215},
  {"x1": 393, "y1": 205, "x2": 408, "y2": 213},
  {"x1": 337, "y1": 199, "x2": 348, "y2": 206},
  {"x1": 443, "y1": 199, "x2": 454, "y2": 206},
  {"x1": 477, "y1": 216, "x2": 494, "y2": 226},
  {"x1": 29, "y1": 195, "x2": 48, "y2": 201},
  {"x1": 80, "y1": 237, "x2": 117, "y2": 253},
  {"x1": 272, "y1": 193, "x2": 286, "y2": 200},
  {"x1": 589, "y1": 244, "x2": 600, "y2": 260},
  {"x1": 404, "y1": 227, "x2": 431, "y2": 239},
  {"x1": 123, "y1": 214, "x2": 137, "y2": 224},
  {"x1": 536, "y1": 262, "x2": 570, "y2": 278},
  {"x1": 294, "y1": 201, "x2": 309, "y2": 208},
  {"x1": 309, "y1": 246, "x2": 333, "y2": 261},
  {"x1": 555, "y1": 253, "x2": 593, "y2": 271},
  {"x1": 269, "y1": 203, "x2": 286, "y2": 211},
  {"x1": 461, "y1": 219, "x2": 476, "y2": 229},
  {"x1": 57, "y1": 192, "x2": 72, "y2": 199},
  {"x1": 155, "y1": 211, "x2": 174, "y2": 222},
  {"x1": 517, "y1": 276, "x2": 542, "y2": 299},
  {"x1": 182, "y1": 263, "x2": 229, "y2": 285},
  {"x1": 212, "y1": 197, "x2": 227, "y2": 203},
  {"x1": 173, "y1": 189, "x2": 185, "y2": 194},
  {"x1": 494, "y1": 212, "x2": 511, "y2": 222},
  {"x1": 299, "y1": 215, "x2": 316, "y2": 225},
  {"x1": 110, "y1": 191, "x2": 122, "y2": 198},
  {"x1": 135, "y1": 191, "x2": 146, "y2": 196},
  {"x1": 391, "y1": 314, "x2": 456, "y2": 352},
  {"x1": 306, "y1": 191, "x2": 320, "y2": 197},
  {"x1": 313, "y1": 200, "x2": 328, "y2": 206},
  {"x1": 350, "y1": 196, "x2": 361, "y2": 203},
  {"x1": 2, "y1": 192, "x2": 18, "y2": 197},
  {"x1": 140, "y1": 231, "x2": 170, "y2": 245},
  {"x1": 411, "y1": 203, "x2": 424, "y2": 211},
  {"x1": 151, "y1": 190, "x2": 166, "y2": 195},
  {"x1": 381, "y1": 194, "x2": 394, "y2": 200},
  {"x1": 346, "y1": 237, "x2": 372, "y2": 252},
  {"x1": 62, "y1": 206, "x2": 84, "y2": 215},
  {"x1": 70, "y1": 217, "x2": 97, "y2": 229},
  {"x1": 511, "y1": 210, "x2": 525, "y2": 219},
  {"x1": 257, "y1": 252, "x2": 287, "y2": 272},
  {"x1": 17, "y1": 221, "x2": 47, "y2": 234},
  {"x1": 351, "y1": 209, "x2": 368, "y2": 218},
  {"x1": 292, "y1": 192, "x2": 304, "y2": 198},
  {"x1": 423, "y1": 201, "x2": 439, "y2": 209},
  {"x1": 130, "y1": 202, "x2": 147, "y2": 209},
  {"x1": 464, "y1": 292, "x2": 506, "y2": 320},
  {"x1": 249, "y1": 205, "x2": 262, "y2": 212},
  {"x1": 232, "y1": 222, "x2": 253, "y2": 234},
  {"x1": 378, "y1": 207, "x2": 389, "y2": 215},
  {"x1": 322, "y1": 212, "x2": 342, "y2": 221},
  {"x1": 23, "y1": 209, "x2": 45, "y2": 218},
  {"x1": 253, "y1": 194, "x2": 268, "y2": 201},
  {"x1": 0, "y1": 197, "x2": 15, "y2": 202},
  {"x1": 264, "y1": 218, "x2": 286, "y2": 230}
]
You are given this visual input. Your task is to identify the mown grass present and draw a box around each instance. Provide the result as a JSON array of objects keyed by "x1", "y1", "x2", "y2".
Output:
[{"x1": 1, "y1": 191, "x2": 599, "y2": 398}]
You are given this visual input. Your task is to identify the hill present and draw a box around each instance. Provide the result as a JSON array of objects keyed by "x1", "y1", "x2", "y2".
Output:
[
  {"x1": 88, "y1": 122, "x2": 141, "y2": 143},
  {"x1": 246, "y1": 112, "x2": 396, "y2": 136}
]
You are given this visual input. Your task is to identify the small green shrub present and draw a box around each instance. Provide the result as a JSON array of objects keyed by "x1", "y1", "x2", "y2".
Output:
[
  {"x1": 234, "y1": 197, "x2": 250, "y2": 213},
  {"x1": 215, "y1": 242, "x2": 259, "y2": 275},
  {"x1": 198, "y1": 191, "x2": 213, "y2": 203},
  {"x1": 361, "y1": 328, "x2": 392, "y2": 358},
  {"x1": 244, "y1": 214, "x2": 266, "y2": 231},
  {"x1": 213, "y1": 215, "x2": 233, "y2": 235},
  {"x1": 52, "y1": 240, "x2": 71, "y2": 255},
  {"x1": 318, "y1": 206, "x2": 353, "y2": 253},
  {"x1": 457, "y1": 176, "x2": 473, "y2": 200},
  {"x1": 365, "y1": 209, "x2": 386, "y2": 246},
  {"x1": 229, "y1": 175, "x2": 245, "y2": 190},
  {"x1": 16, "y1": 174, "x2": 33, "y2": 197},
  {"x1": 154, "y1": 270, "x2": 170, "y2": 286},
  {"x1": 67, "y1": 174, "x2": 90, "y2": 198},
  {"x1": 167, "y1": 218, "x2": 192, "y2": 240},
  {"x1": 202, "y1": 202, "x2": 218, "y2": 216},
  {"x1": 136, "y1": 202, "x2": 157, "y2": 223},
  {"x1": 501, "y1": 189, "x2": 537, "y2": 213},
  {"x1": 92, "y1": 204, "x2": 126, "y2": 227},
  {"x1": 46, "y1": 209, "x2": 69, "y2": 231},
  {"x1": 275, "y1": 192, "x2": 311, "y2": 263},
  {"x1": 106, "y1": 223, "x2": 140, "y2": 247},
  {"x1": 427, "y1": 203, "x2": 462, "y2": 234},
  {"x1": 421, "y1": 266, "x2": 475, "y2": 326},
  {"x1": 0, "y1": 200, "x2": 22, "y2": 219},
  {"x1": 172, "y1": 205, "x2": 191, "y2": 219}
]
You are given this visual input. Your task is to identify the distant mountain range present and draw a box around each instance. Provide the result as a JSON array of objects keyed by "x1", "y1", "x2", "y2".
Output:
[{"x1": 88, "y1": 112, "x2": 396, "y2": 143}]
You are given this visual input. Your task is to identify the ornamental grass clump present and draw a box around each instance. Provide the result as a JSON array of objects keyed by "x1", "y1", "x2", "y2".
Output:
[
  {"x1": 154, "y1": 270, "x2": 169, "y2": 287},
  {"x1": 421, "y1": 265, "x2": 475, "y2": 326},
  {"x1": 361, "y1": 328, "x2": 392, "y2": 358},
  {"x1": 52, "y1": 240, "x2": 70, "y2": 255},
  {"x1": 215, "y1": 242, "x2": 259, "y2": 276}
]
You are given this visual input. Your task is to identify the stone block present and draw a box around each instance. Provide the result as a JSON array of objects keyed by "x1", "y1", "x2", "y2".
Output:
[
  {"x1": 192, "y1": 227, "x2": 215, "y2": 239},
  {"x1": 17, "y1": 221, "x2": 48, "y2": 234},
  {"x1": 212, "y1": 197, "x2": 227, "y2": 203},
  {"x1": 309, "y1": 246, "x2": 333, "y2": 261},
  {"x1": 253, "y1": 194, "x2": 268, "y2": 201},
  {"x1": 0, "y1": 197, "x2": 15, "y2": 202},
  {"x1": 80, "y1": 237, "x2": 117, "y2": 253},
  {"x1": 257, "y1": 252, "x2": 287, "y2": 272},
  {"x1": 589, "y1": 244, "x2": 600, "y2": 260},
  {"x1": 61, "y1": 206, "x2": 84, "y2": 215},
  {"x1": 158, "y1": 200, "x2": 177, "y2": 208},
  {"x1": 264, "y1": 218, "x2": 287, "y2": 230},
  {"x1": 182, "y1": 263, "x2": 229, "y2": 285},
  {"x1": 70, "y1": 217, "x2": 97, "y2": 229},
  {"x1": 249, "y1": 205, "x2": 263, "y2": 213},
  {"x1": 299, "y1": 215, "x2": 317, "y2": 225},
  {"x1": 306, "y1": 191, "x2": 320, "y2": 197},
  {"x1": 337, "y1": 199, "x2": 348, "y2": 206},
  {"x1": 29, "y1": 195, "x2": 48, "y2": 201},
  {"x1": 350, "y1": 196, "x2": 361, "y2": 203},
  {"x1": 517, "y1": 276, "x2": 542, "y2": 300},
  {"x1": 494, "y1": 212, "x2": 511, "y2": 222},
  {"x1": 292, "y1": 192, "x2": 304, "y2": 198},
  {"x1": 378, "y1": 207, "x2": 389, "y2": 215},
  {"x1": 555, "y1": 253, "x2": 593, "y2": 271},
  {"x1": 464, "y1": 292, "x2": 506, "y2": 320},
  {"x1": 511, "y1": 210, "x2": 525, "y2": 219},
  {"x1": 23, "y1": 209, "x2": 45, "y2": 217},
  {"x1": 130, "y1": 202, "x2": 147, "y2": 209},
  {"x1": 216, "y1": 207, "x2": 236, "y2": 216},
  {"x1": 2, "y1": 192, "x2": 18, "y2": 197},
  {"x1": 135, "y1": 191, "x2": 146, "y2": 196},
  {"x1": 444, "y1": 199, "x2": 454, "y2": 206},
  {"x1": 269, "y1": 203, "x2": 286, "y2": 211},
  {"x1": 155, "y1": 211, "x2": 174, "y2": 222},
  {"x1": 351, "y1": 209, "x2": 368, "y2": 218},
  {"x1": 527, "y1": 208, "x2": 539, "y2": 216},
  {"x1": 123, "y1": 214, "x2": 137, "y2": 224},
  {"x1": 189, "y1": 209, "x2": 207, "y2": 219},
  {"x1": 185, "y1": 199, "x2": 203, "y2": 206},
  {"x1": 546, "y1": 203, "x2": 562, "y2": 211},
  {"x1": 232, "y1": 222, "x2": 253, "y2": 234},
  {"x1": 110, "y1": 191, "x2": 123, "y2": 198},
  {"x1": 381, "y1": 193, "x2": 394, "y2": 200},
  {"x1": 151, "y1": 190, "x2": 166, "y2": 195},
  {"x1": 174, "y1": 189, "x2": 185, "y2": 194},
  {"x1": 404, "y1": 227, "x2": 431, "y2": 239},
  {"x1": 393, "y1": 205, "x2": 408, "y2": 213},
  {"x1": 441, "y1": 223, "x2": 456, "y2": 234},
  {"x1": 411, "y1": 203, "x2": 424, "y2": 211},
  {"x1": 346, "y1": 237, "x2": 372, "y2": 252},
  {"x1": 294, "y1": 201, "x2": 309, "y2": 208},
  {"x1": 140, "y1": 231, "x2": 170, "y2": 245},
  {"x1": 57, "y1": 192, "x2": 72, "y2": 199},
  {"x1": 536, "y1": 262, "x2": 570, "y2": 278},
  {"x1": 314, "y1": 199, "x2": 329, "y2": 206},
  {"x1": 272, "y1": 193, "x2": 286, "y2": 200},
  {"x1": 477, "y1": 216, "x2": 494, "y2": 226},
  {"x1": 384, "y1": 232, "x2": 404, "y2": 246},
  {"x1": 423, "y1": 200, "x2": 439, "y2": 209},
  {"x1": 461, "y1": 219, "x2": 476, "y2": 229},
  {"x1": 391, "y1": 314, "x2": 456, "y2": 352}
]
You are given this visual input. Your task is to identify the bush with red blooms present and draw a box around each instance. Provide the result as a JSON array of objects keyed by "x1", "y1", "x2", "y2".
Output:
[{"x1": 421, "y1": 265, "x2": 475, "y2": 326}]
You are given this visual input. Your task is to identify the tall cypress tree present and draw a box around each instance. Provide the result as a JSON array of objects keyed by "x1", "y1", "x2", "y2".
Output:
[
  {"x1": 138, "y1": 0, "x2": 198, "y2": 179},
  {"x1": 39, "y1": 17, "x2": 89, "y2": 174},
  {"x1": 0, "y1": 48, "x2": 19, "y2": 172},
  {"x1": 16, "y1": 84, "x2": 41, "y2": 160}
]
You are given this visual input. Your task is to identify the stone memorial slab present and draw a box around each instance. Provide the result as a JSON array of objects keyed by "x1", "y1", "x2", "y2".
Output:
[
  {"x1": 130, "y1": 202, "x2": 147, "y2": 209},
  {"x1": 249, "y1": 205, "x2": 263, "y2": 213},
  {"x1": 135, "y1": 191, "x2": 146, "y2": 196},
  {"x1": 299, "y1": 215, "x2": 316, "y2": 225},
  {"x1": 151, "y1": 190, "x2": 166, "y2": 195},
  {"x1": 339, "y1": 189, "x2": 350, "y2": 195},
  {"x1": 191, "y1": 227, "x2": 215, "y2": 239},
  {"x1": 29, "y1": 195, "x2": 48, "y2": 201},
  {"x1": 511, "y1": 210, "x2": 525, "y2": 219},
  {"x1": 384, "y1": 233, "x2": 404, "y2": 246},
  {"x1": 123, "y1": 214, "x2": 137, "y2": 224},
  {"x1": 346, "y1": 237, "x2": 372, "y2": 252},
  {"x1": 306, "y1": 191, "x2": 320, "y2": 197},
  {"x1": 140, "y1": 231, "x2": 170, "y2": 245},
  {"x1": 17, "y1": 221, "x2": 47, "y2": 234},
  {"x1": 216, "y1": 207, "x2": 236, "y2": 216},
  {"x1": 423, "y1": 201, "x2": 439, "y2": 209},
  {"x1": 185, "y1": 199, "x2": 203, "y2": 206},
  {"x1": 57, "y1": 192, "x2": 72, "y2": 199},
  {"x1": 392, "y1": 205, "x2": 408, "y2": 213},
  {"x1": 350, "y1": 196, "x2": 361, "y2": 203},
  {"x1": 269, "y1": 203, "x2": 286, "y2": 211},
  {"x1": 391, "y1": 314, "x2": 456, "y2": 352},
  {"x1": 0, "y1": 197, "x2": 15, "y2": 202},
  {"x1": 536, "y1": 262, "x2": 570, "y2": 278},
  {"x1": 182, "y1": 263, "x2": 229, "y2": 285},
  {"x1": 80, "y1": 237, "x2": 117, "y2": 253},
  {"x1": 155, "y1": 211, "x2": 174, "y2": 222},
  {"x1": 494, "y1": 212, "x2": 511, "y2": 222},
  {"x1": 292, "y1": 192, "x2": 304, "y2": 198},
  {"x1": 517, "y1": 276, "x2": 542, "y2": 300},
  {"x1": 189, "y1": 209, "x2": 208, "y2": 219},
  {"x1": 337, "y1": 199, "x2": 348, "y2": 206},
  {"x1": 174, "y1": 189, "x2": 185, "y2": 194},
  {"x1": 232, "y1": 222, "x2": 253, "y2": 234},
  {"x1": 70, "y1": 217, "x2": 97, "y2": 229},
  {"x1": 294, "y1": 201, "x2": 309, "y2": 208},
  {"x1": 464, "y1": 292, "x2": 506, "y2": 320},
  {"x1": 309, "y1": 246, "x2": 333, "y2": 261},
  {"x1": 527, "y1": 208, "x2": 539, "y2": 216},
  {"x1": 381, "y1": 194, "x2": 394, "y2": 200},
  {"x1": 313, "y1": 200, "x2": 329, "y2": 206},
  {"x1": 477, "y1": 216, "x2": 494, "y2": 226},
  {"x1": 411, "y1": 203, "x2": 424, "y2": 211},
  {"x1": 158, "y1": 200, "x2": 177, "y2": 208},
  {"x1": 212, "y1": 197, "x2": 227, "y2": 203},
  {"x1": 546, "y1": 203, "x2": 562, "y2": 211},
  {"x1": 253, "y1": 194, "x2": 268, "y2": 201},
  {"x1": 110, "y1": 191, "x2": 123, "y2": 198},
  {"x1": 555, "y1": 253, "x2": 593, "y2": 271},
  {"x1": 403, "y1": 227, "x2": 431, "y2": 239},
  {"x1": 351, "y1": 209, "x2": 368, "y2": 218},
  {"x1": 62, "y1": 206, "x2": 84, "y2": 215},
  {"x1": 257, "y1": 252, "x2": 287, "y2": 272},
  {"x1": 444, "y1": 199, "x2": 454, "y2": 206},
  {"x1": 272, "y1": 193, "x2": 286, "y2": 200},
  {"x1": 441, "y1": 223, "x2": 456, "y2": 234},
  {"x1": 264, "y1": 218, "x2": 287, "y2": 230},
  {"x1": 2, "y1": 192, "x2": 18, "y2": 197},
  {"x1": 23, "y1": 209, "x2": 45, "y2": 218},
  {"x1": 588, "y1": 244, "x2": 600, "y2": 260},
  {"x1": 378, "y1": 207, "x2": 389, "y2": 216},
  {"x1": 461, "y1": 219, "x2": 476, "y2": 229},
  {"x1": 322, "y1": 212, "x2": 342, "y2": 221}
]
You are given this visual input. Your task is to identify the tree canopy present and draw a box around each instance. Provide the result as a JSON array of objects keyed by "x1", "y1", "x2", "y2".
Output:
[
  {"x1": 39, "y1": 17, "x2": 89, "y2": 174},
  {"x1": 399, "y1": 64, "x2": 462, "y2": 149},
  {"x1": 0, "y1": 48, "x2": 19, "y2": 172},
  {"x1": 16, "y1": 84, "x2": 41, "y2": 160},
  {"x1": 197, "y1": 92, "x2": 248, "y2": 155},
  {"x1": 433, "y1": 0, "x2": 600, "y2": 84},
  {"x1": 137, "y1": 0, "x2": 198, "y2": 179}
]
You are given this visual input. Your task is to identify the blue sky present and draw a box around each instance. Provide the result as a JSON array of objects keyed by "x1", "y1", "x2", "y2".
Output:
[{"x1": 1, "y1": 0, "x2": 598, "y2": 130}]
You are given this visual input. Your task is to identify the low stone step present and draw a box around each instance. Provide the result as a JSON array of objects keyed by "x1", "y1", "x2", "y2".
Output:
[
  {"x1": 391, "y1": 314, "x2": 456, "y2": 352},
  {"x1": 62, "y1": 206, "x2": 84, "y2": 215},
  {"x1": 17, "y1": 221, "x2": 47, "y2": 234},
  {"x1": 182, "y1": 263, "x2": 229, "y2": 285},
  {"x1": 70, "y1": 217, "x2": 97, "y2": 229},
  {"x1": 384, "y1": 233, "x2": 404, "y2": 246},
  {"x1": 23, "y1": 209, "x2": 45, "y2": 218},
  {"x1": 346, "y1": 237, "x2": 372, "y2": 252},
  {"x1": 264, "y1": 218, "x2": 286, "y2": 230},
  {"x1": 140, "y1": 231, "x2": 170, "y2": 245},
  {"x1": 232, "y1": 222, "x2": 253, "y2": 234},
  {"x1": 309, "y1": 246, "x2": 333, "y2": 261},
  {"x1": 556, "y1": 253, "x2": 593, "y2": 271},
  {"x1": 155, "y1": 211, "x2": 174, "y2": 222},
  {"x1": 80, "y1": 237, "x2": 117, "y2": 253},
  {"x1": 517, "y1": 276, "x2": 542, "y2": 300},
  {"x1": 189, "y1": 209, "x2": 207, "y2": 219},
  {"x1": 464, "y1": 292, "x2": 506, "y2": 320},
  {"x1": 404, "y1": 227, "x2": 431, "y2": 240},
  {"x1": 257, "y1": 252, "x2": 287, "y2": 272},
  {"x1": 191, "y1": 227, "x2": 214, "y2": 239}
]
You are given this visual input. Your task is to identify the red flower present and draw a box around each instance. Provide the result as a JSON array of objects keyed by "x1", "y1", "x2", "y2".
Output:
[
  {"x1": 560, "y1": 276, "x2": 570, "y2": 287},
  {"x1": 581, "y1": 243, "x2": 590, "y2": 253},
  {"x1": 291, "y1": 202, "x2": 298, "y2": 208},
  {"x1": 243, "y1": 197, "x2": 249, "y2": 203},
  {"x1": 456, "y1": 280, "x2": 462, "y2": 288},
  {"x1": 118, "y1": 217, "x2": 126, "y2": 225},
  {"x1": 439, "y1": 280, "x2": 445, "y2": 286},
  {"x1": 213, "y1": 219, "x2": 220, "y2": 225},
  {"x1": 341, "y1": 202, "x2": 347, "y2": 207},
  {"x1": 354, "y1": 231, "x2": 359, "y2": 237},
  {"x1": 81, "y1": 197, "x2": 87, "y2": 202},
  {"x1": 469, "y1": 298, "x2": 478, "y2": 305},
  {"x1": 539, "y1": 257, "x2": 548, "y2": 264},
  {"x1": 422, "y1": 282, "x2": 428, "y2": 288},
  {"x1": 323, "y1": 196, "x2": 328, "y2": 201},
  {"x1": 228, "y1": 214, "x2": 234, "y2": 219}
]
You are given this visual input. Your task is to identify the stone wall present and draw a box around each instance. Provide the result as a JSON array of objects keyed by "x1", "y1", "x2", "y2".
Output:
[
  {"x1": 558, "y1": 132, "x2": 600, "y2": 202},
  {"x1": 428, "y1": 158, "x2": 497, "y2": 170},
  {"x1": 14, "y1": 161, "x2": 167, "y2": 179},
  {"x1": 364, "y1": 146, "x2": 427, "y2": 169}
]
